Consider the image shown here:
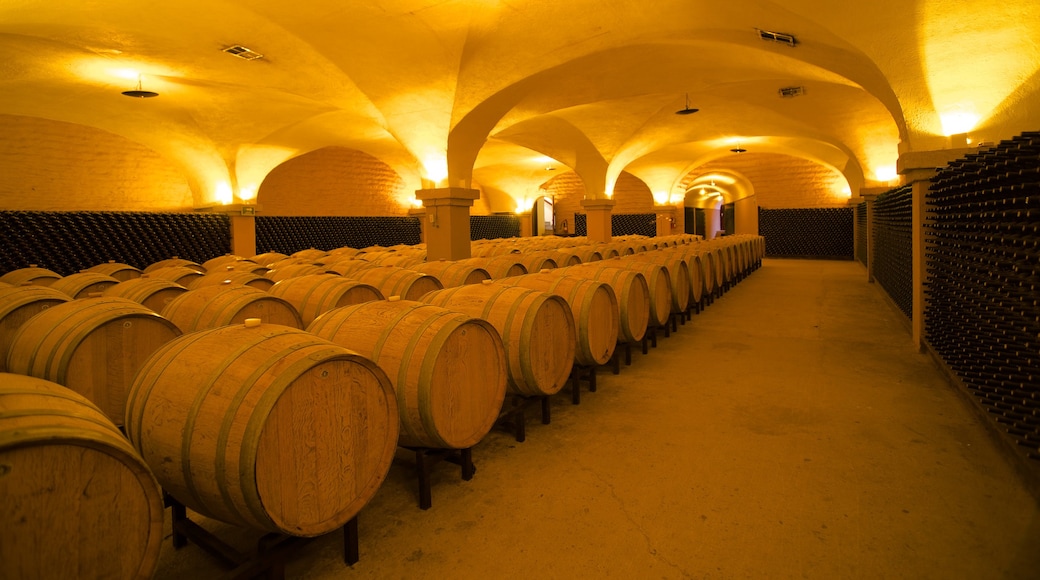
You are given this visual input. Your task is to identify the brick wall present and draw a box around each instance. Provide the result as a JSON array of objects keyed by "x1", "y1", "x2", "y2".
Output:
[
  {"x1": 258, "y1": 147, "x2": 413, "y2": 216},
  {"x1": 0, "y1": 115, "x2": 193, "y2": 211},
  {"x1": 694, "y1": 153, "x2": 850, "y2": 208}
]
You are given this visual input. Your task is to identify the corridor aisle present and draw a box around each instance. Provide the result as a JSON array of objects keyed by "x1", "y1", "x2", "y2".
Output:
[{"x1": 155, "y1": 259, "x2": 1040, "y2": 580}]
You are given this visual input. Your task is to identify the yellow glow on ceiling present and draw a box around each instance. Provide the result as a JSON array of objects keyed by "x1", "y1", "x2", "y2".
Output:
[
  {"x1": 422, "y1": 156, "x2": 448, "y2": 185},
  {"x1": 875, "y1": 166, "x2": 898, "y2": 182},
  {"x1": 922, "y1": 0, "x2": 1040, "y2": 135},
  {"x1": 215, "y1": 182, "x2": 233, "y2": 205}
]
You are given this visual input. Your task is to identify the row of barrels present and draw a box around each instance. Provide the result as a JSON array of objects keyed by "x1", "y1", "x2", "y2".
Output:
[{"x1": 0, "y1": 233, "x2": 763, "y2": 579}]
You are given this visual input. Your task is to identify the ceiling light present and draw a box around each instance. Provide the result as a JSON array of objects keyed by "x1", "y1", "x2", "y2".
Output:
[
  {"x1": 223, "y1": 45, "x2": 264, "y2": 61},
  {"x1": 121, "y1": 76, "x2": 158, "y2": 98},
  {"x1": 730, "y1": 145, "x2": 747, "y2": 153},
  {"x1": 675, "y1": 93, "x2": 699, "y2": 115},
  {"x1": 757, "y1": 29, "x2": 798, "y2": 47}
]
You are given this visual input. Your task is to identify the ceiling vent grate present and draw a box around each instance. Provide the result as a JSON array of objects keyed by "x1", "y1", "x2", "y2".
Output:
[
  {"x1": 222, "y1": 45, "x2": 264, "y2": 60},
  {"x1": 757, "y1": 29, "x2": 798, "y2": 47},
  {"x1": 779, "y1": 86, "x2": 805, "y2": 98}
]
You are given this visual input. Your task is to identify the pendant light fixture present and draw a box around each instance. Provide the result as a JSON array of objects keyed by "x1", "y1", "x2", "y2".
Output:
[
  {"x1": 122, "y1": 75, "x2": 158, "y2": 98},
  {"x1": 675, "y1": 93, "x2": 698, "y2": 115},
  {"x1": 730, "y1": 142, "x2": 747, "y2": 153}
]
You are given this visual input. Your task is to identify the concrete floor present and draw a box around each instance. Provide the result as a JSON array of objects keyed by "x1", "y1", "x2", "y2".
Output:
[{"x1": 154, "y1": 258, "x2": 1040, "y2": 579}]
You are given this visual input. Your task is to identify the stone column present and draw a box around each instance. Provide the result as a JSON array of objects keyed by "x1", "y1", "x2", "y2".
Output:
[
  {"x1": 415, "y1": 187, "x2": 480, "y2": 260},
  {"x1": 654, "y1": 206, "x2": 676, "y2": 237},
  {"x1": 204, "y1": 204, "x2": 258, "y2": 257},
  {"x1": 581, "y1": 198, "x2": 615, "y2": 243},
  {"x1": 898, "y1": 147, "x2": 972, "y2": 350},
  {"x1": 519, "y1": 212, "x2": 533, "y2": 237}
]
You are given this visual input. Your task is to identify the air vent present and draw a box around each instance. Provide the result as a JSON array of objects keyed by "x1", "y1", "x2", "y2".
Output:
[
  {"x1": 222, "y1": 45, "x2": 264, "y2": 60},
  {"x1": 779, "y1": 86, "x2": 805, "y2": 98},
  {"x1": 757, "y1": 29, "x2": 798, "y2": 47}
]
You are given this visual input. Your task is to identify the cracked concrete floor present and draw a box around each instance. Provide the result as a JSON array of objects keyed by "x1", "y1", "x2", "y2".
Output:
[{"x1": 152, "y1": 259, "x2": 1040, "y2": 579}]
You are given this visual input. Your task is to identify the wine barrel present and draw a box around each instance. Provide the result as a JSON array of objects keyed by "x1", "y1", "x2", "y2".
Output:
[
  {"x1": 268, "y1": 274, "x2": 384, "y2": 327},
  {"x1": 87, "y1": 261, "x2": 143, "y2": 281},
  {"x1": 292, "y1": 248, "x2": 329, "y2": 261},
  {"x1": 6, "y1": 297, "x2": 181, "y2": 424},
  {"x1": 201, "y1": 254, "x2": 246, "y2": 272},
  {"x1": 250, "y1": 252, "x2": 290, "y2": 266},
  {"x1": 125, "y1": 322, "x2": 398, "y2": 536},
  {"x1": 421, "y1": 282, "x2": 575, "y2": 396},
  {"x1": 557, "y1": 264, "x2": 649, "y2": 344},
  {"x1": 144, "y1": 266, "x2": 204, "y2": 286},
  {"x1": 324, "y1": 259, "x2": 382, "y2": 277},
  {"x1": 264, "y1": 263, "x2": 330, "y2": 282},
  {"x1": 48, "y1": 272, "x2": 120, "y2": 299},
  {"x1": 352, "y1": 265, "x2": 444, "y2": 301},
  {"x1": 0, "y1": 266, "x2": 61, "y2": 287},
  {"x1": 0, "y1": 285, "x2": 71, "y2": 373},
  {"x1": 627, "y1": 253, "x2": 690, "y2": 317},
  {"x1": 309, "y1": 300, "x2": 507, "y2": 448},
  {"x1": 0, "y1": 374, "x2": 163, "y2": 580},
  {"x1": 102, "y1": 277, "x2": 188, "y2": 314},
  {"x1": 188, "y1": 270, "x2": 275, "y2": 291},
  {"x1": 456, "y1": 256, "x2": 527, "y2": 279},
  {"x1": 412, "y1": 261, "x2": 491, "y2": 287},
  {"x1": 161, "y1": 284, "x2": 303, "y2": 333},
  {"x1": 605, "y1": 260, "x2": 671, "y2": 328},
  {"x1": 498, "y1": 273, "x2": 618, "y2": 367},
  {"x1": 143, "y1": 257, "x2": 203, "y2": 274}
]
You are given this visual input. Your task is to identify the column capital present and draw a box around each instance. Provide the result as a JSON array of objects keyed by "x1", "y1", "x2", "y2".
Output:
[
  {"x1": 897, "y1": 148, "x2": 976, "y2": 184},
  {"x1": 581, "y1": 198, "x2": 616, "y2": 211},
  {"x1": 416, "y1": 187, "x2": 480, "y2": 207}
]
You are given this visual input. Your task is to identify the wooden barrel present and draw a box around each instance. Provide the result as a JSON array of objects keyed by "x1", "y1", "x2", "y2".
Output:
[
  {"x1": 0, "y1": 374, "x2": 164, "y2": 580},
  {"x1": 102, "y1": 277, "x2": 188, "y2": 314},
  {"x1": 201, "y1": 254, "x2": 245, "y2": 271},
  {"x1": 292, "y1": 248, "x2": 329, "y2": 261},
  {"x1": 628, "y1": 252, "x2": 691, "y2": 316},
  {"x1": 324, "y1": 259, "x2": 382, "y2": 277},
  {"x1": 144, "y1": 266, "x2": 204, "y2": 286},
  {"x1": 558, "y1": 264, "x2": 649, "y2": 344},
  {"x1": 6, "y1": 297, "x2": 181, "y2": 424},
  {"x1": 571, "y1": 247, "x2": 603, "y2": 263},
  {"x1": 250, "y1": 252, "x2": 289, "y2": 266},
  {"x1": 125, "y1": 322, "x2": 398, "y2": 536},
  {"x1": 683, "y1": 252, "x2": 705, "y2": 304},
  {"x1": 421, "y1": 282, "x2": 575, "y2": 396},
  {"x1": 455, "y1": 256, "x2": 527, "y2": 279},
  {"x1": 268, "y1": 274, "x2": 384, "y2": 327},
  {"x1": 48, "y1": 272, "x2": 120, "y2": 299},
  {"x1": 188, "y1": 270, "x2": 275, "y2": 291},
  {"x1": 222, "y1": 261, "x2": 270, "y2": 276},
  {"x1": 352, "y1": 265, "x2": 444, "y2": 301},
  {"x1": 87, "y1": 261, "x2": 143, "y2": 281},
  {"x1": 324, "y1": 247, "x2": 362, "y2": 260},
  {"x1": 520, "y1": 254, "x2": 557, "y2": 273},
  {"x1": 601, "y1": 260, "x2": 669, "y2": 329},
  {"x1": 264, "y1": 263, "x2": 330, "y2": 282},
  {"x1": 412, "y1": 261, "x2": 491, "y2": 287},
  {"x1": 0, "y1": 285, "x2": 71, "y2": 373},
  {"x1": 0, "y1": 266, "x2": 61, "y2": 287},
  {"x1": 686, "y1": 249, "x2": 717, "y2": 296},
  {"x1": 498, "y1": 273, "x2": 618, "y2": 367},
  {"x1": 143, "y1": 257, "x2": 203, "y2": 274},
  {"x1": 366, "y1": 253, "x2": 426, "y2": 268},
  {"x1": 161, "y1": 284, "x2": 303, "y2": 333},
  {"x1": 309, "y1": 300, "x2": 507, "y2": 449}
]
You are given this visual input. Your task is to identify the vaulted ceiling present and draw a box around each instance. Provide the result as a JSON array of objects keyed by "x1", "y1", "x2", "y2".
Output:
[{"x1": 2, "y1": 0, "x2": 1038, "y2": 208}]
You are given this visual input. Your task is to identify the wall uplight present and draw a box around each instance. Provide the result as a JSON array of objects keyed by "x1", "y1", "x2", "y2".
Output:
[
  {"x1": 652, "y1": 191, "x2": 670, "y2": 205},
  {"x1": 238, "y1": 185, "x2": 257, "y2": 202},
  {"x1": 422, "y1": 156, "x2": 448, "y2": 186},
  {"x1": 939, "y1": 109, "x2": 980, "y2": 137},
  {"x1": 215, "y1": 182, "x2": 234, "y2": 205},
  {"x1": 874, "y1": 166, "x2": 898, "y2": 182}
]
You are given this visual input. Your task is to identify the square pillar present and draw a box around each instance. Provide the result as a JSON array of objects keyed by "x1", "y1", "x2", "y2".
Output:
[
  {"x1": 654, "y1": 206, "x2": 676, "y2": 237},
  {"x1": 519, "y1": 213, "x2": 533, "y2": 237},
  {"x1": 416, "y1": 187, "x2": 480, "y2": 260},
  {"x1": 199, "y1": 204, "x2": 259, "y2": 257},
  {"x1": 581, "y1": 198, "x2": 615, "y2": 243},
  {"x1": 229, "y1": 214, "x2": 256, "y2": 257}
]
